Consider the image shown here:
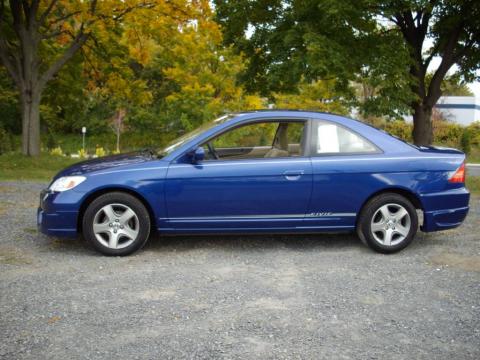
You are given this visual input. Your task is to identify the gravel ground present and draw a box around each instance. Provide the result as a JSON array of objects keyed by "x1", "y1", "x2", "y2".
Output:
[{"x1": 0, "y1": 181, "x2": 479, "y2": 360}]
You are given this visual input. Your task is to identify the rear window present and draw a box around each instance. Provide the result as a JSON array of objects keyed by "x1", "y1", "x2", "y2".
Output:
[{"x1": 314, "y1": 121, "x2": 378, "y2": 154}]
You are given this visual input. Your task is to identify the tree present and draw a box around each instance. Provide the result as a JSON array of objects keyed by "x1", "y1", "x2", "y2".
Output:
[
  {"x1": 160, "y1": 2, "x2": 264, "y2": 134},
  {"x1": 215, "y1": 0, "x2": 480, "y2": 145},
  {"x1": 273, "y1": 79, "x2": 348, "y2": 114},
  {"x1": 437, "y1": 74, "x2": 474, "y2": 96},
  {"x1": 375, "y1": 0, "x2": 480, "y2": 144},
  {"x1": 0, "y1": 0, "x2": 158, "y2": 156}
]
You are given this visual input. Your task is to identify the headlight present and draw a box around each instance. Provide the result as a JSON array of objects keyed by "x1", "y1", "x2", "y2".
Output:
[{"x1": 49, "y1": 176, "x2": 86, "y2": 192}]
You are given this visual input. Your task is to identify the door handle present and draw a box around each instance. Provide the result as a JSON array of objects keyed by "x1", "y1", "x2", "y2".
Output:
[{"x1": 283, "y1": 170, "x2": 304, "y2": 181}]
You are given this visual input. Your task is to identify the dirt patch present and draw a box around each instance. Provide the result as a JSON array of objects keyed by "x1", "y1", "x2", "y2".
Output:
[
  {"x1": 0, "y1": 246, "x2": 33, "y2": 265},
  {"x1": 23, "y1": 227, "x2": 37, "y2": 234},
  {"x1": 0, "y1": 185, "x2": 15, "y2": 193},
  {"x1": 429, "y1": 251, "x2": 480, "y2": 272}
]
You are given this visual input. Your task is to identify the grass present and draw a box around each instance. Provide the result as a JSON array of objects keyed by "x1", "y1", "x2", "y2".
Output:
[
  {"x1": 467, "y1": 154, "x2": 480, "y2": 164},
  {"x1": 466, "y1": 176, "x2": 480, "y2": 194},
  {"x1": 0, "y1": 152, "x2": 79, "y2": 181},
  {"x1": 9, "y1": 132, "x2": 167, "y2": 156}
]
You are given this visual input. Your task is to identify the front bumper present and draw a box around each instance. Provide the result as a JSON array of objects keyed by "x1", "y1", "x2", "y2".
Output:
[
  {"x1": 420, "y1": 187, "x2": 470, "y2": 232},
  {"x1": 37, "y1": 189, "x2": 80, "y2": 238}
]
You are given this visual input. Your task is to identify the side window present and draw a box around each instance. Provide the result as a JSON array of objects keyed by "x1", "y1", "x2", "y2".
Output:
[
  {"x1": 203, "y1": 121, "x2": 306, "y2": 160},
  {"x1": 314, "y1": 121, "x2": 377, "y2": 154}
]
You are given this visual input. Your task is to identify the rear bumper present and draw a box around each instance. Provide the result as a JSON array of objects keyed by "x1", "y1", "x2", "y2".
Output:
[
  {"x1": 420, "y1": 187, "x2": 470, "y2": 232},
  {"x1": 37, "y1": 189, "x2": 80, "y2": 238}
]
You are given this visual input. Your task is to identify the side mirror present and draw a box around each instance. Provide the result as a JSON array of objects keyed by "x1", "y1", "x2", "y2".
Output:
[{"x1": 190, "y1": 146, "x2": 205, "y2": 163}]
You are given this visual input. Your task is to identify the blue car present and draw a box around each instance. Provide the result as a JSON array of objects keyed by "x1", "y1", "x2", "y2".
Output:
[{"x1": 38, "y1": 111, "x2": 469, "y2": 255}]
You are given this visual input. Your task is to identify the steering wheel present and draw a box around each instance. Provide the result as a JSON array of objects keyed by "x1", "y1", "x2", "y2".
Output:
[{"x1": 207, "y1": 142, "x2": 219, "y2": 160}]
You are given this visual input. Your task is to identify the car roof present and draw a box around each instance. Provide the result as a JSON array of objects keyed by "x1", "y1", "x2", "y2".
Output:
[{"x1": 163, "y1": 110, "x2": 417, "y2": 161}]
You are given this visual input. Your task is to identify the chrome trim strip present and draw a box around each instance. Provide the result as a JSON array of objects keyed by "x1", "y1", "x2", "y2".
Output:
[
  {"x1": 159, "y1": 225, "x2": 356, "y2": 231},
  {"x1": 161, "y1": 212, "x2": 356, "y2": 221}
]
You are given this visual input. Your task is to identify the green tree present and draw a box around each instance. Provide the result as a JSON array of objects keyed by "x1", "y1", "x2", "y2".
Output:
[
  {"x1": 273, "y1": 80, "x2": 348, "y2": 114},
  {"x1": 437, "y1": 74, "x2": 474, "y2": 96},
  {"x1": 215, "y1": 0, "x2": 480, "y2": 145}
]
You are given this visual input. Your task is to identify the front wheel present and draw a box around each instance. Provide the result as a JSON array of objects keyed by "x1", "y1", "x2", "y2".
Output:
[
  {"x1": 357, "y1": 193, "x2": 418, "y2": 254},
  {"x1": 82, "y1": 192, "x2": 151, "y2": 256}
]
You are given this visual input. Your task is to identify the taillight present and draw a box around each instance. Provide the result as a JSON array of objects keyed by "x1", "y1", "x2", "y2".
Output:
[{"x1": 449, "y1": 162, "x2": 466, "y2": 183}]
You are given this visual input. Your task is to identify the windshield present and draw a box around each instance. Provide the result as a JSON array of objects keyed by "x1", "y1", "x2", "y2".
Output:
[{"x1": 157, "y1": 114, "x2": 234, "y2": 157}]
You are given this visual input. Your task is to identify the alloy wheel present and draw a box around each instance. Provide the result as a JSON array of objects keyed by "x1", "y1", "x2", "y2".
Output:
[
  {"x1": 370, "y1": 203, "x2": 411, "y2": 246},
  {"x1": 92, "y1": 204, "x2": 139, "y2": 249}
]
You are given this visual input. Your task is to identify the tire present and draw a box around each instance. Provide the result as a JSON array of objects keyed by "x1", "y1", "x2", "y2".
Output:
[
  {"x1": 82, "y1": 192, "x2": 151, "y2": 256},
  {"x1": 357, "y1": 193, "x2": 418, "y2": 254}
]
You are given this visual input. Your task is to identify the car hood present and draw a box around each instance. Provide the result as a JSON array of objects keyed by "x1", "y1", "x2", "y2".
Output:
[{"x1": 55, "y1": 150, "x2": 157, "y2": 178}]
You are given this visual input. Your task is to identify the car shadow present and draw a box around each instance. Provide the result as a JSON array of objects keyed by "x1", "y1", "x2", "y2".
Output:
[
  {"x1": 42, "y1": 229, "x2": 439, "y2": 256},
  {"x1": 145, "y1": 232, "x2": 367, "y2": 253}
]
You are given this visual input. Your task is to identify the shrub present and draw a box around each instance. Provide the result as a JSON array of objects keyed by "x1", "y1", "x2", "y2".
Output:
[
  {"x1": 433, "y1": 120, "x2": 463, "y2": 146},
  {"x1": 45, "y1": 131, "x2": 57, "y2": 150},
  {"x1": 466, "y1": 121, "x2": 480, "y2": 147},
  {"x1": 460, "y1": 129, "x2": 471, "y2": 156},
  {"x1": 0, "y1": 127, "x2": 13, "y2": 155},
  {"x1": 382, "y1": 120, "x2": 413, "y2": 142},
  {"x1": 78, "y1": 149, "x2": 88, "y2": 158},
  {"x1": 49, "y1": 147, "x2": 64, "y2": 156},
  {"x1": 95, "y1": 146, "x2": 106, "y2": 157}
]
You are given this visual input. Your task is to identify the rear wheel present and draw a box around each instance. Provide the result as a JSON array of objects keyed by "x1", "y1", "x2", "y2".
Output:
[
  {"x1": 82, "y1": 192, "x2": 151, "y2": 256},
  {"x1": 357, "y1": 193, "x2": 418, "y2": 253}
]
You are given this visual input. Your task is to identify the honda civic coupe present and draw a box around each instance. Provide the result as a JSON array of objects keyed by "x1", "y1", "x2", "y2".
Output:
[{"x1": 38, "y1": 110, "x2": 469, "y2": 256}]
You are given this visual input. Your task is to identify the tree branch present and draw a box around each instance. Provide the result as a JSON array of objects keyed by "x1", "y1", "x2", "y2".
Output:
[
  {"x1": 39, "y1": 0, "x2": 58, "y2": 25},
  {"x1": 41, "y1": 28, "x2": 70, "y2": 40},
  {"x1": 10, "y1": 0, "x2": 24, "y2": 35},
  {"x1": 0, "y1": 39, "x2": 21, "y2": 86},
  {"x1": 38, "y1": 32, "x2": 89, "y2": 89},
  {"x1": 45, "y1": 10, "x2": 82, "y2": 27},
  {"x1": 0, "y1": 0, "x2": 5, "y2": 24},
  {"x1": 426, "y1": 25, "x2": 463, "y2": 107},
  {"x1": 21, "y1": 1, "x2": 30, "y2": 23}
]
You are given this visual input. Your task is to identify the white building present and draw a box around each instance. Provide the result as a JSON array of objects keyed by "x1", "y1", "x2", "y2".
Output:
[
  {"x1": 434, "y1": 96, "x2": 480, "y2": 126},
  {"x1": 403, "y1": 96, "x2": 480, "y2": 125}
]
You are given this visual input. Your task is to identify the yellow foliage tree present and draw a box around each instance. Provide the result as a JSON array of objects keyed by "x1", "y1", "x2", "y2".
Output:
[
  {"x1": 273, "y1": 80, "x2": 348, "y2": 114},
  {"x1": 161, "y1": 2, "x2": 265, "y2": 131}
]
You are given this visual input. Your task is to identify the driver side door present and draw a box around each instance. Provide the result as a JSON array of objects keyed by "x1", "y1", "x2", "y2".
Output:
[{"x1": 163, "y1": 119, "x2": 313, "y2": 232}]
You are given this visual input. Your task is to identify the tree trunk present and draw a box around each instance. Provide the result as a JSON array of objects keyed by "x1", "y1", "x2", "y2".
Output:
[
  {"x1": 116, "y1": 126, "x2": 120, "y2": 153},
  {"x1": 20, "y1": 88, "x2": 41, "y2": 156},
  {"x1": 412, "y1": 103, "x2": 433, "y2": 146}
]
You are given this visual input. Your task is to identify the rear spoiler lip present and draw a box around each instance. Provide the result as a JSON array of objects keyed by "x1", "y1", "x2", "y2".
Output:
[{"x1": 417, "y1": 145, "x2": 464, "y2": 155}]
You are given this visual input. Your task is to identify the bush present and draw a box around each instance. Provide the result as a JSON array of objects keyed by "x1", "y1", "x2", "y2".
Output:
[
  {"x1": 433, "y1": 120, "x2": 463, "y2": 147},
  {"x1": 49, "y1": 147, "x2": 64, "y2": 156},
  {"x1": 461, "y1": 129, "x2": 472, "y2": 156},
  {"x1": 382, "y1": 120, "x2": 413, "y2": 142},
  {"x1": 95, "y1": 146, "x2": 106, "y2": 157},
  {"x1": 370, "y1": 119, "x2": 470, "y2": 149},
  {"x1": 45, "y1": 131, "x2": 58, "y2": 150},
  {"x1": 0, "y1": 127, "x2": 13, "y2": 155},
  {"x1": 78, "y1": 149, "x2": 88, "y2": 158},
  {"x1": 466, "y1": 121, "x2": 480, "y2": 147}
]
